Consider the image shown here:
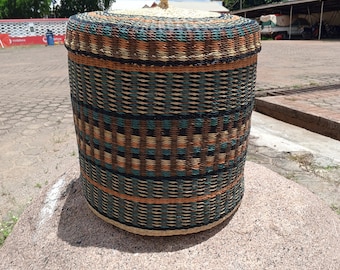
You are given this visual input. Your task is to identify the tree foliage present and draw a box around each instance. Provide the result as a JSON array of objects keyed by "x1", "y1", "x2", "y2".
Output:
[
  {"x1": 223, "y1": 0, "x2": 282, "y2": 10},
  {"x1": 0, "y1": 0, "x2": 51, "y2": 19},
  {"x1": 0, "y1": 0, "x2": 112, "y2": 19},
  {"x1": 55, "y1": 0, "x2": 112, "y2": 18}
]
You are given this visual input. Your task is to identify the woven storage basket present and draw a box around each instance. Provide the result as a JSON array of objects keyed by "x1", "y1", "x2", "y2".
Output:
[{"x1": 65, "y1": 8, "x2": 261, "y2": 236}]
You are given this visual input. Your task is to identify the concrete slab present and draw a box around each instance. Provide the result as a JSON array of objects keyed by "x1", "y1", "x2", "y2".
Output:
[
  {"x1": 251, "y1": 112, "x2": 340, "y2": 163},
  {"x1": 255, "y1": 88, "x2": 340, "y2": 141},
  {"x1": 1, "y1": 162, "x2": 339, "y2": 269}
]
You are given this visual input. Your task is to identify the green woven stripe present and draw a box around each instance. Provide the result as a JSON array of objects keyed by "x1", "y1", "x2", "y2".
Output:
[
  {"x1": 81, "y1": 173, "x2": 244, "y2": 230},
  {"x1": 79, "y1": 152, "x2": 246, "y2": 198},
  {"x1": 71, "y1": 96, "x2": 253, "y2": 125},
  {"x1": 68, "y1": 59, "x2": 257, "y2": 115}
]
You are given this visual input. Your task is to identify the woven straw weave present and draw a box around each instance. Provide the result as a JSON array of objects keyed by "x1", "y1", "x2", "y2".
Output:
[{"x1": 65, "y1": 10, "x2": 261, "y2": 236}]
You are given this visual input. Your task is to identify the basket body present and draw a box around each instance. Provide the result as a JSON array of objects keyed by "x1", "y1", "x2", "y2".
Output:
[{"x1": 65, "y1": 11, "x2": 261, "y2": 236}]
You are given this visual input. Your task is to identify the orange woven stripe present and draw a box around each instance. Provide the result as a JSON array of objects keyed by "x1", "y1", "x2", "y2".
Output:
[
  {"x1": 82, "y1": 168, "x2": 242, "y2": 205},
  {"x1": 68, "y1": 52, "x2": 257, "y2": 73}
]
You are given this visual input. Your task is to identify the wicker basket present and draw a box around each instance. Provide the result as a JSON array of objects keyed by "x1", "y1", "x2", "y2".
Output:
[{"x1": 65, "y1": 9, "x2": 261, "y2": 236}]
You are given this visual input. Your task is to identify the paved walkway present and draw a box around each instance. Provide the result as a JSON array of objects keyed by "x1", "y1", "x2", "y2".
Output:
[
  {"x1": 0, "y1": 40, "x2": 339, "y2": 227},
  {"x1": 255, "y1": 40, "x2": 340, "y2": 140},
  {"x1": 0, "y1": 46, "x2": 78, "y2": 221},
  {"x1": 256, "y1": 87, "x2": 340, "y2": 140},
  {"x1": 256, "y1": 40, "x2": 340, "y2": 90}
]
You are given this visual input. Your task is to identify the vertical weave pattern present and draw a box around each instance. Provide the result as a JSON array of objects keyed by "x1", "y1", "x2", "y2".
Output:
[{"x1": 65, "y1": 11, "x2": 261, "y2": 236}]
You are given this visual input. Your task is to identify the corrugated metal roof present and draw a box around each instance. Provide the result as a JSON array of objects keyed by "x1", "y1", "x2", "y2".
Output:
[{"x1": 231, "y1": 0, "x2": 340, "y2": 17}]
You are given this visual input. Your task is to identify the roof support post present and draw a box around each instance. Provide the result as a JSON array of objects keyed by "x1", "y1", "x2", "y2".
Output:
[
  {"x1": 307, "y1": 6, "x2": 312, "y2": 25},
  {"x1": 289, "y1": 5, "x2": 293, "y2": 40},
  {"x1": 318, "y1": 0, "x2": 324, "y2": 40}
]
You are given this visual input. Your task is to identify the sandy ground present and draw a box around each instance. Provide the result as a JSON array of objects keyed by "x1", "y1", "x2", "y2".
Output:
[{"x1": 1, "y1": 161, "x2": 339, "y2": 269}]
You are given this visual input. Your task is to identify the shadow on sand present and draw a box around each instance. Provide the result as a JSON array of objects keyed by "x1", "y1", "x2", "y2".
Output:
[{"x1": 57, "y1": 177, "x2": 236, "y2": 253}]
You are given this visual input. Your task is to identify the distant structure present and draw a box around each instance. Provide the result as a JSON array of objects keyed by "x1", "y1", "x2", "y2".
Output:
[
  {"x1": 0, "y1": 1, "x2": 229, "y2": 47},
  {"x1": 230, "y1": 0, "x2": 340, "y2": 40},
  {"x1": 0, "y1": 18, "x2": 68, "y2": 47}
]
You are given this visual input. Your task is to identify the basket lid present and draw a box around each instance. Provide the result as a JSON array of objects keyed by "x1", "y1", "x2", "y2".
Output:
[{"x1": 65, "y1": 9, "x2": 261, "y2": 66}]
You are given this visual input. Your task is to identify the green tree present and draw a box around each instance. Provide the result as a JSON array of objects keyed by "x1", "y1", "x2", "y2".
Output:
[
  {"x1": 0, "y1": 0, "x2": 50, "y2": 19},
  {"x1": 55, "y1": 0, "x2": 112, "y2": 18}
]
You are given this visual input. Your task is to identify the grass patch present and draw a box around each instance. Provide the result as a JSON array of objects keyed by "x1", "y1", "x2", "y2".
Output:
[
  {"x1": 320, "y1": 164, "x2": 340, "y2": 171},
  {"x1": 285, "y1": 172, "x2": 297, "y2": 181},
  {"x1": 0, "y1": 215, "x2": 19, "y2": 246},
  {"x1": 35, "y1": 183, "x2": 42, "y2": 189},
  {"x1": 288, "y1": 152, "x2": 313, "y2": 171},
  {"x1": 53, "y1": 136, "x2": 64, "y2": 144},
  {"x1": 293, "y1": 84, "x2": 302, "y2": 89},
  {"x1": 331, "y1": 204, "x2": 340, "y2": 215},
  {"x1": 284, "y1": 97, "x2": 298, "y2": 101}
]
